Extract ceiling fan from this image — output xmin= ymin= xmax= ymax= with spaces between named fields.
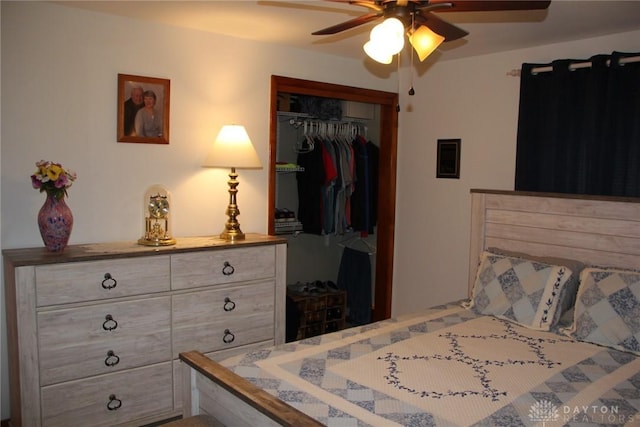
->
xmin=312 ymin=0 xmax=551 ymax=63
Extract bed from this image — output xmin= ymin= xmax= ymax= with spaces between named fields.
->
xmin=179 ymin=189 xmax=640 ymax=426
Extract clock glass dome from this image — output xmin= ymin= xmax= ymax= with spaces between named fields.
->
xmin=138 ymin=184 xmax=176 ymax=246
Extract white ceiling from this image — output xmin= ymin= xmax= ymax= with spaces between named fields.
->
xmin=56 ymin=1 xmax=640 ymax=61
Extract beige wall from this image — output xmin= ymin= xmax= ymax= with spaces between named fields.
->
xmin=1 ymin=0 xmax=639 ymax=420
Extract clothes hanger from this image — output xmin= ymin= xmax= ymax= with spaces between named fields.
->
xmin=338 ymin=232 xmax=376 ymax=255
xmin=293 ymin=120 xmax=315 ymax=153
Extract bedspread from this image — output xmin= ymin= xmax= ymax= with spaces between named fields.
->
xmin=220 ymin=303 xmax=640 ymax=426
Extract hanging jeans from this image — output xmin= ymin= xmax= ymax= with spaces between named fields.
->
xmin=337 ymin=247 xmax=372 ymax=326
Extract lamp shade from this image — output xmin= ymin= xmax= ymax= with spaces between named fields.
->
xmin=203 ymin=125 xmax=262 ymax=169
xmin=409 ymin=25 xmax=445 ymax=62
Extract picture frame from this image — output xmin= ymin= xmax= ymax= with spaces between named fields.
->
xmin=436 ymin=139 xmax=461 ymax=179
xmin=117 ymin=74 xmax=170 ymax=144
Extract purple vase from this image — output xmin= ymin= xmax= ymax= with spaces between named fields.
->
xmin=38 ymin=192 xmax=73 ymax=252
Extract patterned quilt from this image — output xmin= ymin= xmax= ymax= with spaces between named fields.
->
xmin=220 ymin=303 xmax=640 ymax=426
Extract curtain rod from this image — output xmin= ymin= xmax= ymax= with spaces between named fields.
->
xmin=506 ymin=54 xmax=640 ymax=77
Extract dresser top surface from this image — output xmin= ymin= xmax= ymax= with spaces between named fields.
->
xmin=3 ymin=234 xmax=286 ymax=267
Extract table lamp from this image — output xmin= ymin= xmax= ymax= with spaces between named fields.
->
xmin=203 ymin=124 xmax=262 ymax=241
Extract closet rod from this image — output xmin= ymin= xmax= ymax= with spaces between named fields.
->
xmin=288 ymin=118 xmax=367 ymax=126
xmin=506 ymin=54 xmax=640 ymax=77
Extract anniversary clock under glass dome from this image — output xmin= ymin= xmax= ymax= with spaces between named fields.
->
xmin=138 ymin=184 xmax=176 ymax=246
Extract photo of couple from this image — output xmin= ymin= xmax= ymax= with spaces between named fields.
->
xmin=118 ymin=74 xmax=170 ymax=144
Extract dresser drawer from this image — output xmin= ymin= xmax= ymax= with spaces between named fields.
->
xmin=36 ymin=256 xmax=170 ymax=306
xmin=40 ymin=362 xmax=173 ymax=427
xmin=172 ymin=280 xmax=275 ymax=357
xmin=171 ymin=246 xmax=275 ymax=290
xmin=38 ymin=296 xmax=171 ymax=386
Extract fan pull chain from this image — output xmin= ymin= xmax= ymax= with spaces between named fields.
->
xmin=409 ymin=56 xmax=416 ymax=95
xmin=408 ymin=12 xmax=416 ymax=96
xmin=396 ymin=52 xmax=401 ymax=112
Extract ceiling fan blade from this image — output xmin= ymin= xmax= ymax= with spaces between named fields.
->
xmin=312 ymin=11 xmax=383 ymax=35
xmin=322 ymin=0 xmax=383 ymax=12
xmin=416 ymin=11 xmax=468 ymax=41
xmin=428 ymin=0 xmax=551 ymax=12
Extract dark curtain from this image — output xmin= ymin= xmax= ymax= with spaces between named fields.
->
xmin=515 ymin=51 xmax=640 ymax=196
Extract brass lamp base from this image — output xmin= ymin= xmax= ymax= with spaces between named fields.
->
xmin=220 ymin=229 xmax=245 ymax=241
xmin=220 ymin=167 xmax=246 ymax=241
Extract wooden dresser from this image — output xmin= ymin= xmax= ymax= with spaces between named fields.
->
xmin=3 ymin=234 xmax=287 ymax=427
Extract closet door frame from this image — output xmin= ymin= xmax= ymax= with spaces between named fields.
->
xmin=267 ymin=75 xmax=398 ymax=321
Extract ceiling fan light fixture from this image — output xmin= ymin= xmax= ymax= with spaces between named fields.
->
xmin=377 ymin=17 xmax=405 ymax=54
xmin=363 ymin=39 xmax=393 ymax=64
xmin=364 ymin=17 xmax=405 ymax=63
xmin=409 ymin=25 xmax=445 ymax=61
xmin=311 ymin=0 xmax=552 ymax=66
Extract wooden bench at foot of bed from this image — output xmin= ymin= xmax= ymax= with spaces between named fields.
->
xmin=179 ymin=351 xmax=323 ymax=427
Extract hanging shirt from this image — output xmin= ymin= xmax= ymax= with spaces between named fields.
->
xmin=297 ymin=139 xmax=325 ymax=235
xmin=321 ymin=138 xmax=338 ymax=234
xmin=350 ymin=136 xmax=379 ymax=235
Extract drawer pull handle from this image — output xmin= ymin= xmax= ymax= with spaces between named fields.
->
xmin=102 ymin=273 xmax=117 ymax=290
xmin=223 ymin=297 xmax=236 ymax=312
xmin=105 ymin=350 xmax=120 ymax=367
xmin=223 ymin=329 xmax=235 ymax=344
xmin=107 ymin=394 xmax=122 ymax=411
xmin=102 ymin=314 xmax=118 ymax=331
xmin=222 ymin=261 xmax=235 ymax=276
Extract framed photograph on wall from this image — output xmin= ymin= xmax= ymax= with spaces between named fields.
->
xmin=436 ymin=139 xmax=461 ymax=179
xmin=117 ymin=74 xmax=170 ymax=144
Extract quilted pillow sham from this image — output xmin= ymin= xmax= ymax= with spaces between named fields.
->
xmin=487 ymin=247 xmax=584 ymax=317
xmin=564 ymin=267 xmax=640 ymax=355
xmin=465 ymin=251 xmax=574 ymax=331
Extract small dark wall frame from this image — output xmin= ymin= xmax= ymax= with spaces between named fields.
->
xmin=436 ymin=139 xmax=461 ymax=179
xmin=117 ymin=74 xmax=170 ymax=144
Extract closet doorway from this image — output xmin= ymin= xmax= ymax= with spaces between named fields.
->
xmin=268 ymin=75 xmax=398 ymax=322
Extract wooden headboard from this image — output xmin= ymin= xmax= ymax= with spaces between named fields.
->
xmin=468 ymin=189 xmax=640 ymax=294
